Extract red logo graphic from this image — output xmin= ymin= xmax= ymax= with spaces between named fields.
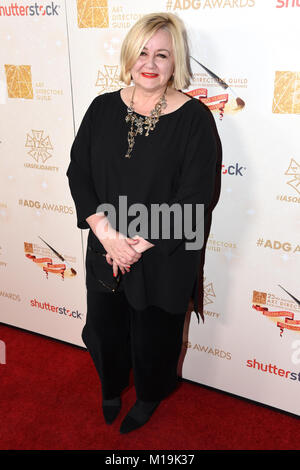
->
xmin=252 ymin=286 xmax=300 ymax=337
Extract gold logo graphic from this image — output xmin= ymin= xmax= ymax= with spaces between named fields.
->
xmin=96 ymin=65 xmax=123 ymax=93
xmin=253 ymin=290 xmax=267 ymax=305
xmin=285 ymin=158 xmax=300 ymax=195
xmin=25 ymin=130 xmax=53 ymax=163
xmin=203 ymin=277 xmax=216 ymax=306
xmin=272 ymin=71 xmax=300 ymax=114
xmin=5 ymin=65 xmax=33 ymax=99
xmin=24 ymin=242 xmax=34 ymax=254
xmin=77 ymin=0 xmax=109 ymax=28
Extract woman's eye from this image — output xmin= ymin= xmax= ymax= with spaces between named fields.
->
xmin=140 ymin=52 xmax=167 ymax=58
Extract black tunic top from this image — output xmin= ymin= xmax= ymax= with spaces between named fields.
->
xmin=66 ymin=88 xmax=217 ymax=323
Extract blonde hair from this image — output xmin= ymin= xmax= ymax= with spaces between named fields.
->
xmin=119 ymin=12 xmax=193 ymax=90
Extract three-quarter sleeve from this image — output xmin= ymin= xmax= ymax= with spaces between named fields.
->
xmin=66 ymin=97 xmax=100 ymax=229
xmin=146 ymin=109 xmax=217 ymax=256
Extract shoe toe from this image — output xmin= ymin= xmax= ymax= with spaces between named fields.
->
xmin=103 ymin=405 xmax=121 ymax=424
xmin=102 ymin=397 xmax=121 ymax=424
xmin=119 ymin=400 xmax=160 ymax=434
xmin=119 ymin=415 xmax=141 ymax=434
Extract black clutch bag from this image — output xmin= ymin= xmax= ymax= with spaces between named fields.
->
xmin=86 ymin=245 xmax=123 ymax=293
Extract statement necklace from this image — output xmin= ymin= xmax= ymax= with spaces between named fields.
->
xmin=124 ymin=85 xmax=168 ymax=159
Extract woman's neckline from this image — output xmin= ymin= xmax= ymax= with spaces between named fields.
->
xmin=118 ymin=88 xmax=194 ymax=118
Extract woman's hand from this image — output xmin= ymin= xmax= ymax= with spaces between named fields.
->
xmin=99 ymin=230 xmax=141 ymax=267
xmin=104 ymin=235 xmax=155 ymax=276
xmin=86 ymin=212 xmax=142 ymax=267
xmin=105 ymin=253 xmax=130 ymax=276
xmin=129 ymin=235 xmax=155 ymax=253
xmin=105 ymin=235 xmax=154 ymax=276
xmin=86 ymin=213 xmax=154 ymax=275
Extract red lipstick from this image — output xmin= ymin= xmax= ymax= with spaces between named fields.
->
xmin=141 ymin=73 xmax=159 ymax=78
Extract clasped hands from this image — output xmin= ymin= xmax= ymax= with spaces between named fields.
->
xmin=86 ymin=212 xmax=154 ymax=277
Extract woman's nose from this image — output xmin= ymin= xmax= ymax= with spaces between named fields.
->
xmin=144 ymin=54 xmax=156 ymax=68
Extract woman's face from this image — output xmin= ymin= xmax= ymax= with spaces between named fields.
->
xmin=130 ymin=28 xmax=175 ymax=92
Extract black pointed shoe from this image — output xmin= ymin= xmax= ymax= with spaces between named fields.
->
xmin=102 ymin=396 xmax=121 ymax=424
xmin=119 ymin=399 xmax=160 ymax=434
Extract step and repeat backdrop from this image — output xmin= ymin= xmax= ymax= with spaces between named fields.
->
xmin=0 ymin=0 xmax=299 ymax=416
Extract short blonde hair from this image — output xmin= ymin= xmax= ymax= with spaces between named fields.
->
xmin=119 ymin=12 xmax=193 ymax=90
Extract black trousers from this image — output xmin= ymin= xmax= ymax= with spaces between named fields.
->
xmin=81 ymin=289 xmax=186 ymax=402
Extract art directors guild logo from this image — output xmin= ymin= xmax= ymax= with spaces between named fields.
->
xmin=276 ymin=158 xmax=300 ymax=204
xmin=5 ymin=65 xmax=33 ymax=99
xmin=77 ymin=1 xmax=143 ymax=29
xmin=252 ymin=286 xmax=300 ymax=337
xmin=272 ymin=71 xmax=300 ymax=115
xmin=77 ymin=0 xmax=109 ymax=28
xmin=24 ymin=130 xmax=58 ymax=172
xmin=4 ymin=65 xmax=63 ymax=101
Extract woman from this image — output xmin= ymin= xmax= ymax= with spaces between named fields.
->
xmin=67 ymin=12 xmax=217 ymax=434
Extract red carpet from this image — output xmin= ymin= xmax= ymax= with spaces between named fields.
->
xmin=0 ymin=323 xmax=298 ymax=450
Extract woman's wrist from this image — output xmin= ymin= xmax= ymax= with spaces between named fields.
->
xmin=86 ymin=212 xmax=116 ymax=240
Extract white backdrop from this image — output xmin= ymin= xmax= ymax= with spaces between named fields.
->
xmin=0 ymin=0 xmax=299 ymax=416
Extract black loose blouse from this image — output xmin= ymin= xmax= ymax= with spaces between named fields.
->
xmin=67 ymin=89 xmax=217 ymax=323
